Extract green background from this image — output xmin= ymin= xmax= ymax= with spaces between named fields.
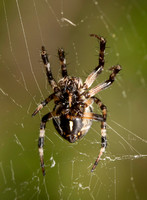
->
xmin=0 ymin=0 xmax=147 ymax=199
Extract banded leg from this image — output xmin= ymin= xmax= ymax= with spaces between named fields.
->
xmin=38 ymin=112 xmax=56 ymax=176
xmin=32 ymin=93 xmax=54 ymax=116
xmin=58 ymin=48 xmax=68 ymax=78
xmin=66 ymin=112 xmax=104 ymax=122
xmin=83 ymin=34 xmax=106 ymax=89
xmin=91 ymin=97 xmax=107 ymax=172
xmin=87 ymin=65 xmax=122 ymax=97
xmin=41 ymin=46 xmax=59 ymax=92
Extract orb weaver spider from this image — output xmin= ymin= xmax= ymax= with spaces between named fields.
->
xmin=32 ymin=34 xmax=122 ymax=176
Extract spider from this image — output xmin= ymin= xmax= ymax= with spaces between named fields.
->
xmin=32 ymin=34 xmax=122 ymax=176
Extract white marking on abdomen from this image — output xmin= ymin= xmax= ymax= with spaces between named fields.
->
xmin=69 ymin=121 xmax=73 ymax=131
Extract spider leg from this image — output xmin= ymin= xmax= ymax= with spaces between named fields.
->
xmin=83 ymin=34 xmax=106 ymax=89
xmin=32 ymin=93 xmax=54 ymax=116
xmin=58 ymin=48 xmax=68 ymax=78
xmin=38 ymin=111 xmax=57 ymax=176
xmin=87 ymin=65 xmax=122 ymax=97
xmin=41 ymin=46 xmax=59 ymax=92
xmin=66 ymin=112 xmax=104 ymax=121
xmin=91 ymin=96 xmax=107 ymax=172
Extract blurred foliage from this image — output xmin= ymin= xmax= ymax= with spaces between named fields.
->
xmin=0 ymin=0 xmax=146 ymax=199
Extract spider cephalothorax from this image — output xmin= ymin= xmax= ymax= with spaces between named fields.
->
xmin=32 ymin=34 xmax=122 ymax=176
xmin=58 ymin=76 xmax=83 ymax=106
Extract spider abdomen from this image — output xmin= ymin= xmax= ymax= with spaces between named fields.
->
xmin=53 ymin=107 xmax=92 ymax=143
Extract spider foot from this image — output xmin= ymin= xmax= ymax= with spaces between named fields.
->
xmin=40 ymin=158 xmax=46 ymax=176
xmin=41 ymin=164 xmax=46 ymax=176
xmin=42 ymin=46 xmax=46 ymax=52
xmin=90 ymin=34 xmax=101 ymax=40
xmin=109 ymin=65 xmax=122 ymax=72
xmin=58 ymin=48 xmax=65 ymax=61
xmin=91 ymin=161 xmax=98 ymax=172
xmin=91 ymin=147 xmax=105 ymax=172
xmin=90 ymin=34 xmax=105 ymax=43
xmin=32 ymin=104 xmax=43 ymax=117
xmin=32 ymin=110 xmax=38 ymax=117
xmin=41 ymin=46 xmax=49 ymax=65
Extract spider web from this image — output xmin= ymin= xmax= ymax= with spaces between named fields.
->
xmin=0 ymin=0 xmax=147 ymax=199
